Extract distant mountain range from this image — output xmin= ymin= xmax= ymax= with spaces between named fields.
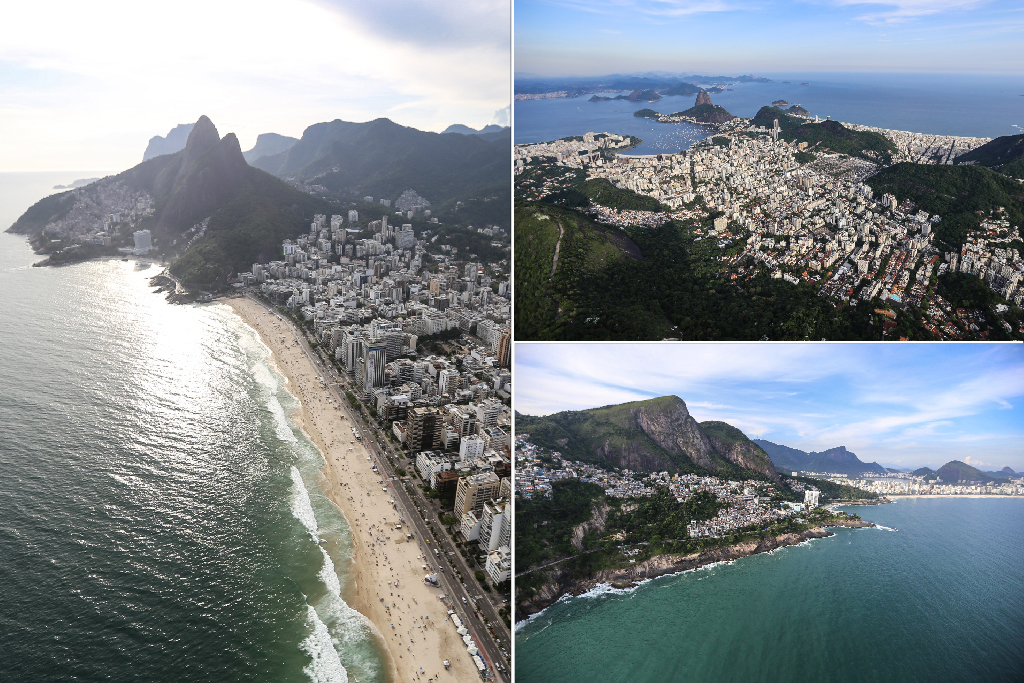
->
xmin=515 ymin=73 xmax=772 ymax=96
xmin=752 ymin=440 xmax=887 ymax=476
xmin=242 ymin=133 xmax=299 ymax=164
xmin=11 ymin=116 xmax=339 ymax=289
xmin=517 ymin=396 xmax=781 ymax=483
xmin=250 ymin=117 xmax=509 ymax=208
xmin=441 ymin=123 xmax=508 ymax=138
xmin=12 ymin=112 xmax=510 ymax=289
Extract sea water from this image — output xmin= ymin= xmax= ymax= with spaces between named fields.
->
xmin=515 ymin=497 xmax=1024 ymax=683
xmin=515 ymin=72 xmax=1024 ymax=152
xmin=0 ymin=212 xmax=385 ymax=682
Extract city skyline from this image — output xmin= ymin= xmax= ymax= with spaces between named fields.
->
xmin=0 ymin=0 xmax=510 ymax=172
xmin=514 ymin=0 xmax=1023 ymax=76
xmin=514 ymin=343 xmax=1024 ymax=471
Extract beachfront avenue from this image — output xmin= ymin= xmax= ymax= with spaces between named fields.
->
xmin=239 ymin=293 xmax=511 ymax=681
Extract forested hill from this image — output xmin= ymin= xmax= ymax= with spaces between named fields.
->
xmin=516 ymin=395 xmax=780 ymax=483
xmin=251 ymin=117 xmax=510 ymax=207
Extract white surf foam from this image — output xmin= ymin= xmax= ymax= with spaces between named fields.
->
xmin=300 ymin=604 xmax=349 ymax=683
xmin=291 ymin=466 xmax=319 ymax=537
xmin=872 ymin=524 xmax=898 ymax=532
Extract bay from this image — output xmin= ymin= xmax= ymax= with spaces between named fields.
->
xmin=514 ymin=497 xmax=1024 ymax=683
xmin=515 ymin=72 xmax=1024 ymax=151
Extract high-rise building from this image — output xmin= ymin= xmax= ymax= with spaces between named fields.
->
xmin=348 ymin=209 xmax=359 ymax=222
xmin=454 ymin=471 xmax=500 ymax=518
xmin=478 ymin=500 xmax=507 ymax=552
xmin=408 ymin=406 xmax=443 ymax=452
xmin=475 ymin=398 xmax=502 ymax=430
xmin=362 ymin=337 xmax=386 ymax=391
xmin=133 ymin=229 xmax=152 ymax=253
xmin=497 ymin=328 xmax=511 ymax=369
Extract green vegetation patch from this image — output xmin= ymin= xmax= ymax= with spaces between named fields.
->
xmin=866 ymin=163 xmax=1024 ymax=249
xmin=780 ymin=120 xmax=895 ymax=162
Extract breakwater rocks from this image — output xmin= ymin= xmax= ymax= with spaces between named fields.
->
xmin=517 ymin=527 xmax=839 ymax=623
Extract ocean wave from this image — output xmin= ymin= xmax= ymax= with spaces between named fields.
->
xmin=291 ymin=466 xmax=319 ymax=537
xmin=871 ymin=524 xmax=898 ymax=532
xmin=300 ymin=604 xmax=349 ymax=683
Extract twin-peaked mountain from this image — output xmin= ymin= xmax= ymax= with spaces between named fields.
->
xmin=10 ymin=113 xmax=510 ymax=289
xmin=10 ymin=116 xmax=338 ymax=288
xmin=517 ymin=396 xmax=781 ymax=483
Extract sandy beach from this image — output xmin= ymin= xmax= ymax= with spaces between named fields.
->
xmin=225 ymin=294 xmax=477 ymax=683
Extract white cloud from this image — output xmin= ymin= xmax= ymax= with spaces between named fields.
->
xmin=0 ymin=0 xmax=509 ymax=170
xmin=828 ymin=0 xmax=990 ymax=24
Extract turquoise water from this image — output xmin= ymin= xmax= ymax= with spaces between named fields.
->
xmin=515 ymin=498 xmax=1024 ymax=683
xmin=515 ymin=72 xmax=1024 ymax=151
xmin=0 ymin=228 xmax=385 ymax=682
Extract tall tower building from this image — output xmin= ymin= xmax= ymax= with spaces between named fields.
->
xmin=454 ymin=471 xmax=501 ymax=518
xmin=362 ymin=337 xmax=386 ymax=391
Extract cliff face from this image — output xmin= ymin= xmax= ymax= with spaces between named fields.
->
xmin=517 ymin=396 xmax=781 ymax=481
xmin=695 ymin=90 xmax=712 ymax=106
xmin=631 ymin=399 xmax=718 ymax=471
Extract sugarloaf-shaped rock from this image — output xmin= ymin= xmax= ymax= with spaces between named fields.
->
xmin=516 ymin=396 xmax=780 ymax=483
xmin=695 ymin=90 xmax=713 ymax=106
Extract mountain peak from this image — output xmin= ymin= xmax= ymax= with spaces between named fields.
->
xmin=186 ymin=116 xmax=220 ymax=152
xmin=695 ymin=90 xmax=712 ymax=106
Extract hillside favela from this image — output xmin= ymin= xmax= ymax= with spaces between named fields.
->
xmin=511 ymin=344 xmax=1024 ymax=683
xmin=515 ymin=76 xmax=1024 ymax=341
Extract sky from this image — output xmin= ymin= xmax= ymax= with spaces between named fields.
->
xmin=514 ymin=343 xmax=1024 ymax=472
xmin=514 ymin=0 xmax=1024 ymax=77
xmin=0 ymin=0 xmax=510 ymax=172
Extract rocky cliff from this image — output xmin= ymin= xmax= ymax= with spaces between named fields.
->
xmin=516 ymin=527 xmax=836 ymax=622
xmin=694 ymin=90 xmax=712 ymax=106
xmin=517 ymin=396 xmax=781 ymax=482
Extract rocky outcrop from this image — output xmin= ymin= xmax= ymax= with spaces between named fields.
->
xmin=571 ymin=500 xmax=609 ymax=550
xmin=143 ymin=123 xmax=194 ymax=161
xmin=705 ymin=433 xmax=781 ymax=484
xmin=631 ymin=398 xmax=718 ymax=471
xmin=516 ymin=527 xmax=835 ymax=622
xmin=695 ymin=90 xmax=712 ymax=106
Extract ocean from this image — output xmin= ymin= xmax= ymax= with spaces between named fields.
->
xmin=515 ymin=497 xmax=1024 ymax=683
xmin=514 ymin=72 xmax=1024 ymax=153
xmin=0 ymin=181 xmax=384 ymax=683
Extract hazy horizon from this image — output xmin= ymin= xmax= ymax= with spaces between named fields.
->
xmin=0 ymin=0 xmax=510 ymax=172
xmin=515 ymin=0 xmax=1024 ymax=78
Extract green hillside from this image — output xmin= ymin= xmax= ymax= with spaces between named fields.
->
xmin=671 ymin=103 xmax=735 ymax=124
xmin=516 ymin=396 xmax=775 ymax=481
xmin=866 ymin=163 xmax=1024 ymax=249
xmin=780 ymin=120 xmax=896 ymax=162
xmin=513 ymin=200 xmax=882 ymax=341
xmin=514 ymin=202 xmax=649 ymax=340
xmin=936 ymin=460 xmax=995 ymax=483
xmin=750 ymin=106 xmax=806 ymax=132
xmin=954 ymin=134 xmax=1024 ymax=178
xmin=251 ymin=117 xmax=509 ymax=208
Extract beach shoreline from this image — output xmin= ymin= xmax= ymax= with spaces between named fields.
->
xmin=224 ymin=294 xmax=476 ymax=683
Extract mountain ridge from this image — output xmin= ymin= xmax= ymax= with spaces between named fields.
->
xmin=516 ymin=396 xmax=780 ymax=483
xmin=753 ymin=439 xmax=886 ymax=476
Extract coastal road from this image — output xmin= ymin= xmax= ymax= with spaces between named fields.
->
xmin=243 ymin=293 xmax=510 ymax=681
